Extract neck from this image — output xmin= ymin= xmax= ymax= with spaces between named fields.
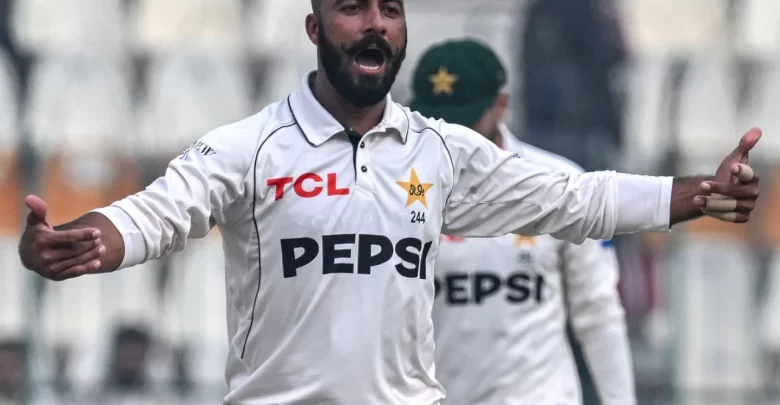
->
xmin=311 ymin=71 xmax=386 ymax=135
xmin=486 ymin=127 xmax=503 ymax=149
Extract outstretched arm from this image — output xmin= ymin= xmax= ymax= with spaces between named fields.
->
xmin=18 ymin=122 xmax=259 ymax=281
xmin=442 ymin=126 xmax=761 ymax=242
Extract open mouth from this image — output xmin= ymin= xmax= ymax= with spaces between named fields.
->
xmin=354 ymin=48 xmax=387 ymax=73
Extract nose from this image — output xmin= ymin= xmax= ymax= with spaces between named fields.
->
xmin=362 ymin=4 xmax=388 ymax=37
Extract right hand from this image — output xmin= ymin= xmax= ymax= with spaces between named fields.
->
xmin=18 ymin=195 xmax=105 ymax=281
xmin=694 ymin=128 xmax=762 ymax=223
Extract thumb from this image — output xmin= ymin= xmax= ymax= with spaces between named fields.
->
xmin=25 ymin=195 xmax=50 ymax=228
xmin=730 ymin=127 xmax=762 ymax=160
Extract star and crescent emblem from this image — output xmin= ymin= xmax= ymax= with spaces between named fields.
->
xmin=396 ymin=168 xmax=433 ymax=208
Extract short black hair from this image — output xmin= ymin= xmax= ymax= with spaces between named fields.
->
xmin=311 ymin=0 xmax=322 ymax=14
xmin=114 ymin=325 xmax=151 ymax=347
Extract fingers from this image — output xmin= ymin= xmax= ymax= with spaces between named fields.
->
xmin=41 ymin=245 xmax=104 ymax=277
xmin=699 ymin=194 xmax=736 ymax=212
xmin=700 ymin=181 xmax=759 ymax=199
xmin=695 ymin=175 xmax=759 ymax=223
xmin=48 ymin=260 xmax=103 ymax=282
xmin=36 ymin=228 xmax=101 ymax=248
xmin=732 ymin=163 xmax=755 ymax=183
xmin=695 ymin=195 xmax=755 ymax=213
xmin=39 ymin=239 xmax=101 ymax=263
xmin=732 ymin=127 xmax=762 ymax=159
xmin=706 ymin=211 xmax=749 ymax=224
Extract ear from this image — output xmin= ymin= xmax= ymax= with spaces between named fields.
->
xmin=306 ymin=14 xmax=319 ymax=45
xmin=495 ymin=92 xmax=510 ymax=109
xmin=494 ymin=92 xmax=510 ymax=118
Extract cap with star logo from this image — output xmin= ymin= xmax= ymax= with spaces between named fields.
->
xmin=408 ymin=38 xmax=507 ymax=127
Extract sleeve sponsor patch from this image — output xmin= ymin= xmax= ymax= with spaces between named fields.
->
xmin=179 ymin=141 xmax=216 ymax=160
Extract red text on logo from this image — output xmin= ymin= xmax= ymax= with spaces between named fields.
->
xmin=267 ymin=173 xmax=349 ymax=200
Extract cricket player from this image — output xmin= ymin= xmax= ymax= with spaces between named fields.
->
xmin=17 ymin=1 xmax=762 ymax=404
xmin=409 ymin=39 xmax=636 ymax=405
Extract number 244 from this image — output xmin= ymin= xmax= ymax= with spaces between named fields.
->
xmin=410 ymin=211 xmax=426 ymax=224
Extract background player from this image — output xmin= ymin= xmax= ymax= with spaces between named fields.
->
xmin=409 ymin=39 xmax=636 ymax=405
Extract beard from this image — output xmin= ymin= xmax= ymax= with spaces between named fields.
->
xmin=317 ymin=28 xmax=407 ymax=108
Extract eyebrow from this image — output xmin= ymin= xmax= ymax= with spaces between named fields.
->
xmin=333 ymin=0 xmax=362 ymax=5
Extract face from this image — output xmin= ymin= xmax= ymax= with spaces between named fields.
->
xmin=116 ymin=340 xmax=148 ymax=374
xmin=471 ymin=92 xmax=509 ymax=139
xmin=309 ymin=0 xmax=407 ymax=107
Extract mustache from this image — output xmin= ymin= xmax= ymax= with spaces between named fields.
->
xmin=342 ymin=33 xmax=395 ymax=57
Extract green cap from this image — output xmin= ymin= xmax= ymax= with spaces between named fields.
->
xmin=408 ymin=38 xmax=506 ymax=127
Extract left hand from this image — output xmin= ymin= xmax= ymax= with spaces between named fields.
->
xmin=694 ymin=127 xmax=762 ymax=223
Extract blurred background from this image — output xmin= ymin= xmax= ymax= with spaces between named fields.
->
xmin=0 ymin=0 xmax=779 ymax=404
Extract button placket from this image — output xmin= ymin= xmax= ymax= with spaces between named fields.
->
xmin=354 ymin=132 xmax=374 ymax=190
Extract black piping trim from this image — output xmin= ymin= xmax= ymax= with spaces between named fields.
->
xmin=241 ymin=121 xmax=297 ymax=359
xmin=394 ymin=102 xmax=411 ymax=144
xmin=410 ymin=126 xmax=456 ymax=212
xmin=287 ymin=96 xmax=316 ymax=147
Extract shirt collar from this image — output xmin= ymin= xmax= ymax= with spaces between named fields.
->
xmin=287 ymin=71 xmax=409 ymax=146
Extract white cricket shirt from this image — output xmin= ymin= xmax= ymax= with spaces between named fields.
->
xmin=433 ymin=125 xmax=637 ymax=405
xmin=94 ymin=72 xmax=671 ymax=405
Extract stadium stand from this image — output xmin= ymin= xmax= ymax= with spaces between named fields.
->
xmin=38 ymin=264 xmax=162 ymax=395
xmin=0 ymin=48 xmax=20 ymax=234
xmin=20 ymin=51 xmax=138 ymax=395
xmin=0 ymin=49 xmax=22 ymax=344
xmin=673 ymin=239 xmax=763 ymax=404
xmin=247 ymin=0 xmax=317 ymax=109
xmin=675 ymin=55 xmax=751 ymax=240
xmin=618 ymin=0 xmax=729 ymax=55
xmin=761 ymin=253 xmax=780 ymax=354
xmin=130 ymin=0 xmax=244 ymax=56
xmin=139 ymin=49 xmax=252 ymax=159
xmin=736 ymin=0 xmax=780 ymax=57
xmin=245 ymin=0 xmax=312 ymax=57
xmin=24 ymin=51 xmax=138 ymax=226
xmin=0 ymin=247 xmax=24 ymax=341
xmin=669 ymin=52 xmax=764 ymax=403
xmin=12 ymin=0 xmax=128 ymax=56
xmin=160 ymin=233 xmax=228 ymax=397
xmin=739 ymin=59 xmax=780 ymax=163
xmin=620 ymin=54 xmax=674 ymax=175
xmin=676 ymin=55 xmax=740 ymax=173
xmin=737 ymin=60 xmax=780 ymax=250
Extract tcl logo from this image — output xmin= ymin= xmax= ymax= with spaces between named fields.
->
xmin=267 ymin=173 xmax=349 ymax=200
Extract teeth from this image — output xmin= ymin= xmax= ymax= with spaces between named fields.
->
xmin=356 ymin=62 xmax=382 ymax=71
